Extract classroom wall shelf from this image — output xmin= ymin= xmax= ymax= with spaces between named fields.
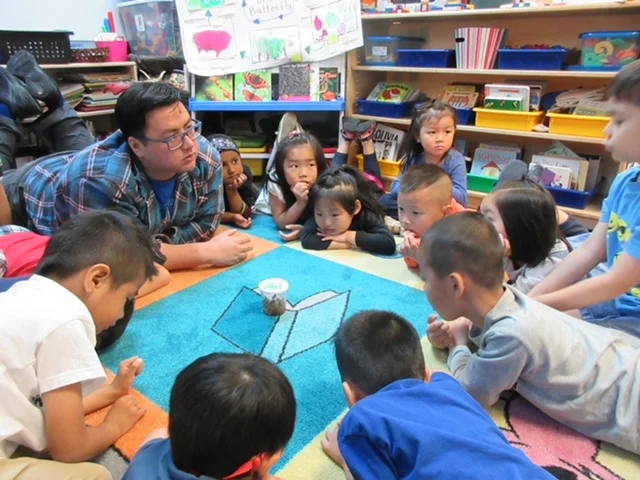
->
xmin=347 ymin=3 xmax=640 ymax=224
xmin=189 ymin=99 xmax=346 ymax=112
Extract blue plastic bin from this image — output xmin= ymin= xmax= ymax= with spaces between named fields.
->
xmin=497 ymin=48 xmax=569 ymax=70
xmin=545 ymin=186 xmax=596 ymax=209
xmin=397 ymin=49 xmax=456 ymax=68
xmin=356 ymin=99 xmax=413 ymax=118
xmin=455 ymin=108 xmax=475 ymax=125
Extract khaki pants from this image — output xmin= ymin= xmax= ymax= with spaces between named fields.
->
xmin=0 ymin=458 xmax=112 ymax=480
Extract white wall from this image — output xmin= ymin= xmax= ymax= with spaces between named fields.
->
xmin=0 ymin=0 xmax=125 ymax=41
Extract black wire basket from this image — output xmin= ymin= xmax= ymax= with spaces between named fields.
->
xmin=0 ymin=30 xmax=73 ymax=64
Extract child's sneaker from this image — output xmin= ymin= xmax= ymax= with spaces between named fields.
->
xmin=341 ymin=116 xmax=360 ymax=142
xmin=356 ymin=120 xmax=377 ymax=142
xmin=276 ymin=112 xmax=302 ymax=143
xmin=385 ymin=216 xmax=402 ymax=235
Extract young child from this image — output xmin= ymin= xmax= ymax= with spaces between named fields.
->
xmin=381 ymin=101 xmax=468 ymax=219
xmin=208 ymin=134 xmax=260 ymax=229
xmin=301 ymin=165 xmax=395 ymax=255
xmin=321 ymin=310 xmax=553 ymax=479
xmin=398 ymin=164 xmax=467 ymax=269
xmin=0 ymin=210 xmax=158 ymax=476
xmin=124 ymin=353 xmax=296 ymax=480
xmin=480 ymin=181 xmax=570 ymax=294
xmin=424 ymin=212 xmax=640 ymax=454
xmin=530 ymin=60 xmax=640 ymax=338
xmin=267 ymin=131 xmax=328 ymax=241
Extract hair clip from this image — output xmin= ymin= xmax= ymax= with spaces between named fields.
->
xmin=288 ymin=130 xmax=301 ymax=138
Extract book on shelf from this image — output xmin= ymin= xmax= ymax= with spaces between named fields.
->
xmin=531 ymin=154 xmax=598 ymax=191
xmin=484 ymin=84 xmax=530 ymax=112
xmin=470 ymin=146 xmax=519 ymax=178
xmin=439 ymin=85 xmax=479 ymax=109
xmin=503 ymin=80 xmax=547 ymax=111
xmin=279 ymin=63 xmax=311 ymax=101
xmin=366 ymin=82 xmax=419 ymax=104
xmin=318 ymin=67 xmax=340 ymax=101
xmin=196 ymin=75 xmax=234 ymax=101
xmin=372 ymin=123 xmax=405 ymax=161
xmin=535 ymin=164 xmax=574 ymax=189
xmin=234 ymin=70 xmax=272 ymax=102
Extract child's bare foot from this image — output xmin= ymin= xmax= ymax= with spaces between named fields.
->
xmin=385 ymin=216 xmax=402 ymax=235
xmin=321 ymin=425 xmax=344 ymax=467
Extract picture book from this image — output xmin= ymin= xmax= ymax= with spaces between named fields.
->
xmin=279 ymin=63 xmax=311 ymax=101
xmin=234 ymin=70 xmax=272 ymax=102
xmin=483 ymin=96 xmax=524 ymax=112
xmin=439 ymin=84 xmax=479 ymax=109
xmin=531 ymin=154 xmax=591 ymax=191
xmin=504 ymin=80 xmax=548 ymax=111
xmin=484 ymin=84 xmax=530 ymax=112
xmin=371 ymin=123 xmax=406 ymax=161
xmin=479 ymin=142 xmax=522 ymax=158
xmin=367 ymin=82 xmax=417 ymax=104
xmin=318 ymin=67 xmax=340 ymax=101
xmin=196 ymin=75 xmax=234 ymax=101
xmin=470 ymin=147 xmax=519 ymax=178
xmin=573 ymin=100 xmax=610 ymax=117
xmin=544 ymin=141 xmax=580 ymax=158
xmin=534 ymin=164 xmax=574 ymax=189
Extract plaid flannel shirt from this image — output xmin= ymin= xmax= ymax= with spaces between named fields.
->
xmin=21 ymin=131 xmax=223 ymax=246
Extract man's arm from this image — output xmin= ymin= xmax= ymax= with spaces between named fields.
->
xmin=529 ymin=222 xmax=608 ymax=297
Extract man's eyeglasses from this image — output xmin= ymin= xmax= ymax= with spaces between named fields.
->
xmin=138 ymin=120 xmax=202 ymax=151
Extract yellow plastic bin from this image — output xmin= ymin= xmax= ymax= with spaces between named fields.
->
xmin=357 ymin=155 xmax=402 ymax=178
xmin=473 ymin=108 xmax=545 ymax=132
xmin=546 ymin=112 xmax=611 ymax=139
xmin=244 ymin=158 xmax=265 ymax=176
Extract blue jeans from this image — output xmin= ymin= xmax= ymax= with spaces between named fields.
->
xmin=0 ymin=275 xmax=29 ymax=292
xmin=581 ymin=300 xmax=640 ymax=338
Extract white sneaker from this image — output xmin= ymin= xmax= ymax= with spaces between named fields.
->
xmin=276 ymin=112 xmax=302 ymax=143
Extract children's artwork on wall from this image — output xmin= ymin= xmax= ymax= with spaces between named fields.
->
xmin=175 ymin=0 xmax=363 ymax=76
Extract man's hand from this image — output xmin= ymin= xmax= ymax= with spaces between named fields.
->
xmin=399 ymin=231 xmax=420 ymax=257
xmin=322 ymin=231 xmax=357 ymax=247
xmin=229 ymin=213 xmax=252 ymax=229
xmin=200 ymin=229 xmax=253 ymax=267
xmin=291 ymin=182 xmax=309 ymax=203
xmin=279 ymin=224 xmax=304 ymax=242
xmin=226 ymin=173 xmax=248 ymax=190
xmin=110 ymin=357 xmax=144 ymax=399
xmin=104 ymin=396 xmax=146 ymax=438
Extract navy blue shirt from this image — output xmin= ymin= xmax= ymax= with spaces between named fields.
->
xmin=148 ymin=177 xmax=177 ymax=214
xmin=124 ymin=438 xmax=214 ymax=480
xmin=339 ymin=375 xmax=553 ymax=480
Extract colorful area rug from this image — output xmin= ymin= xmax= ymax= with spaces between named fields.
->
xmin=88 ymin=215 xmax=640 ymax=480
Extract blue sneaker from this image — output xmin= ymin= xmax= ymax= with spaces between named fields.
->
xmin=7 ymin=50 xmax=61 ymax=110
xmin=0 ymin=67 xmax=42 ymax=119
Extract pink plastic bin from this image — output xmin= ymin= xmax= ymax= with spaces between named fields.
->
xmin=95 ymin=40 xmax=129 ymax=62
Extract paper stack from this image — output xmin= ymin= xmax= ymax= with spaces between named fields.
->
xmin=455 ymin=27 xmax=506 ymax=69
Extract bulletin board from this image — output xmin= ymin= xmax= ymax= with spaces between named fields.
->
xmin=175 ymin=0 xmax=363 ymax=77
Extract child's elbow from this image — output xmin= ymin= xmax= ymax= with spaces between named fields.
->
xmin=50 ymin=442 xmax=84 ymax=463
xmin=379 ymin=239 xmax=397 ymax=256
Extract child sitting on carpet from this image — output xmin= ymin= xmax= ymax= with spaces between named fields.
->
xmin=321 ymin=310 xmax=553 ymax=479
xmin=301 ymin=165 xmax=396 ymax=255
xmin=398 ymin=164 xmax=467 ymax=269
xmin=424 ymin=212 xmax=640 ymax=454
xmin=0 ymin=211 xmax=158 ymax=478
xmin=267 ymin=131 xmax=329 ymax=242
xmin=480 ymin=181 xmax=570 ymax=294
xmin=381 ymin=101 xmax=468 ymax=220
xmin=124 ymin=353 xmax=296 ymax=480
xmin=530 ymin=61 xmax=640 ymax=338
xmin=208 ymin=134 xmax=260 ymax=229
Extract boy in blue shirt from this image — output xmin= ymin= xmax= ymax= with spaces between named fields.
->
xmin=531 ymin=60 xmax=640 ymax=337
xmin=321 ymin=310 xmax=552 ymax=479
xmin=124 ymin=353 xmax=295 ymax=480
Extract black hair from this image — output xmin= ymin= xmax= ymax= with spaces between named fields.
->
xmin=491 ymin=181 xmax=561 ymax=269
xmin=115 ymin=82 xmax=190 ymax=139
xmin=334 ymin=310 xmax=426 ymax=396
xmin=95 ymin=298 xmax=135 ymax=352
xmin=169 ymin=353 xmax=296 ymax=478
xmin=310 ymin=164 xmax=385 ymax=220
xmin=35 ymin=210 xmax=158 ymax=287
xmin=399 ymin=164 xmax=452 ymax=195
xmin=421 ymin=212 xmax=505 ymax=290
xmin=609 ymin=59 xmax=640 ymax=106
xmin=269 ymin=132 xmax=328 ymax=208
xmin=397 ymin=100 xmax=457 ymax=169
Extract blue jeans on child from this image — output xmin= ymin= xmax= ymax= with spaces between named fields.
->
xmin=0 ymin=276 xmax=29 ymax=292
xmin=581 ymin=301 xmax=640 ymax=338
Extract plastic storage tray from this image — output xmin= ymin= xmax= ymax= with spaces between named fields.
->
xmin=397 ymin=49 xmax=456 ymax=68
xmin=546 ymin=186 xmax=596 ymax=210
xmin=547 ymin=112 xmax=610 ymax=139
xmin=456 ymin=108 xmax=475 ymax=126
xmin=358 ymin=155 xmax=402 ymax=178
xmin=0 ymin=30 xmax=72 ymax=64
xmin=474 ymin=108 xmax=545 ymax=132
xmin=244 ymin=158 xmax=265 ymax=176
xmin=357 ymin=99 xmax=413 ymax=118
xmin=364 ymin=36 xmax=422 ymax=65
xmin=497 ymin=48 xmax=569 ymax=71
xmin=118 ymin=0 xmax=183 ymax=56
xmin=467 ymin=174 xmax=497 ymax=193
xmin=578 ymin=31 xmax=640 ymax=70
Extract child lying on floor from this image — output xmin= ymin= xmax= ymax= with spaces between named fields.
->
xmin=321 ymin=310 xmax=552 ymax=479
xmin=0 ymin=211 xmax=158 ymax=478
xmin=124 ymin=353 xmax=296 ymax=480
xmin=301 ymin=165 xmax=396 ymax=255
xmin=397 ymin=164 xmax=467 ymax=268
xmin=424 ymin=212 xmax=640 ymax=454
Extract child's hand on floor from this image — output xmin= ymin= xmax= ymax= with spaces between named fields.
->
xmin=226 ymin=173 xmax=248 ymax=190
xmin=229 ymin=213 xmax=252 ymax=229
xmin=279 ymin=224 xmax=303 ymax=242
xmin=292 ymin=182 xmax=310 ymax=203
xmin=105 ymin=395 xmax=146 ymax=437
xmin=321 ymin=425 xmax=345 ymax=467
xmin=111 ymin=356 xmax=144 ymax=398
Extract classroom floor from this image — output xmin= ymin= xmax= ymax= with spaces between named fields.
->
xmin=87 ymin=215 xmax=640 ymax=480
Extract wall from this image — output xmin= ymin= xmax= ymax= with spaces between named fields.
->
xmin=0 ymin=0 xmax=125 ymax=41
